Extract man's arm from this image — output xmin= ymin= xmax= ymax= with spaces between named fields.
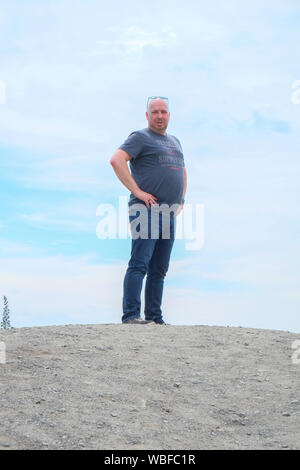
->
xmin=110 ymin=149 xmax=157 ymax=208
xmin=176 ymin=167 xmax=187 ymax=216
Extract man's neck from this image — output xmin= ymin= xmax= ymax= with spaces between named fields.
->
xmin=148 ymin=125 xmax=167 ymax=136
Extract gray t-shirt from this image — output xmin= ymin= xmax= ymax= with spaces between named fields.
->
xmin=119 ymin=128 xmax=185 ymax=206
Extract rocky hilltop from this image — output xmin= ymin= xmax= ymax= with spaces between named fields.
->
xmin=0 ymin=323 xmax=299 ymax=450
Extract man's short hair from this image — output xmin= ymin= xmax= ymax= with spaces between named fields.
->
xmin=147 ymin=96 xmax=169 ymax=112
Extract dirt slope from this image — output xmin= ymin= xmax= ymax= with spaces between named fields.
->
xmin=0 ymin=323 xmax=299 ymax=450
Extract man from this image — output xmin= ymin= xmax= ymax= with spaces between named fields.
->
xmin=110 ymin=96 xmax=187 ymax=324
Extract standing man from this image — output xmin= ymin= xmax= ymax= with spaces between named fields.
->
xmin=110 ymin=96 xmax=187 ymax=324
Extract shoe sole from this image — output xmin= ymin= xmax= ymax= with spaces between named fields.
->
xmin=124 ymin=319 xmax=153 ymax=324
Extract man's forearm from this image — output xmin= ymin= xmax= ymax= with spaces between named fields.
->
xmin=110 ymin=159 xmax=140 ymax=195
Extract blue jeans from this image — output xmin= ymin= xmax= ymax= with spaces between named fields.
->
xmin=122 ymin=207 xmax=176 ymax=323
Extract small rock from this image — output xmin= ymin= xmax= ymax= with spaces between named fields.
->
xmin=174 ymin=382 xmax=181 ymax=388
xmin=282 ymin=412 xmax=291 ymax=417
xmin=128 ymin=437 xmax=141 ymax=445
xmin=111 ymin=413 xmax=117 ymax=417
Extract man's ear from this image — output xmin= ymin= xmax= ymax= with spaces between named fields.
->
xmin=145 ymin=111 xmax=149 ymax=120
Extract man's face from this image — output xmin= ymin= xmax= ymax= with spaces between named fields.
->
xmin=146 ymin=99 xmax=170 ymax=134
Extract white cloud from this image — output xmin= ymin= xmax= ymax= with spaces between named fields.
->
xmin=0 ymin=239 xmax=33 ymax=255
xmin=164 ymin=285 xmax=299 ymax=332
xmin=92 ymin=26 xmax=178 ymax=55
xmin=18 ymin=196 xmax=103 ymax=232
xmin=20 ymin=213 xmax=92 ymax=232
xmin=17 ymin=156 xmax=111 ymax=191
xmin=0 ymin=255 xmax=125 ymax=327
xmin=1 ymin=236 xmax=298 ymax=332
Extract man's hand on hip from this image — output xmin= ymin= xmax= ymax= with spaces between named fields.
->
xmin=133 ymin=188 xmax=158 ymax=209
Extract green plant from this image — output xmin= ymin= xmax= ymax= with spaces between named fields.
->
xmin=1 ymin=296 xmax=11 ymax=330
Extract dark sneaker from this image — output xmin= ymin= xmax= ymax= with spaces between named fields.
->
xmin=124 ymin=318 xmax=153 ymax=324
xmin=146 ymin=319 xmax=169 ymax=325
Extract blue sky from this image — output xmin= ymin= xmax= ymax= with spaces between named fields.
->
xmin=0 ymin=0 xmax=299 ymax=331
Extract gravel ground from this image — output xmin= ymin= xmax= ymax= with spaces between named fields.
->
xmin=0 ymin=323 xmax=299 ymax=450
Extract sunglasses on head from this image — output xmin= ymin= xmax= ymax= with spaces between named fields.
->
xmin=147 ymin=96 xmax=169 ymax=108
